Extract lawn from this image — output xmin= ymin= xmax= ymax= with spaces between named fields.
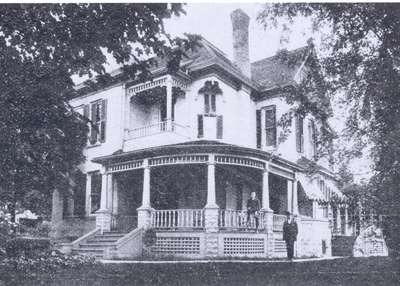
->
xmin=1 ymin=257 xmax=399 ymax=286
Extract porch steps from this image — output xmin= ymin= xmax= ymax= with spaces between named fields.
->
xmin=72 ymin=231 xmax=127 ymax=259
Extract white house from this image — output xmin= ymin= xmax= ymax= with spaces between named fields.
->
xmin=52 ymin=9 xmax=353 ymax=259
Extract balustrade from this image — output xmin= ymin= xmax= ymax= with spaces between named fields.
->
xmin=151 ymin=209 xmax=204 ymax=229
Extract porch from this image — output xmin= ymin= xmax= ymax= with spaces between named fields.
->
xmin=83 ymin=141 xmax=331 ymax=258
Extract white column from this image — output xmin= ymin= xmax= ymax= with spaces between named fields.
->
xmin=106 ymin=173 xmax=113 ymax=210
xmin=166 ymin=77 xmax=173 ymax=130
xmin=261 ymin=164 xmax=272 ymax=211
xmin=344 ymin=205 xmax=349 ymax=236
xmin=292 ymin=177 xmax=299 ymax=215
xmin=312 ymin=201 xmax=318 ymax=218
xmin=141 ymin=159 xmax=151 ymax=208
xmin=261 ymin=108 xmax=266 ymax=148
xmin=336 ymin=206 xmax=342 ymax=234
xmin=287 ymin=180 xmax=293 ymax=213
xmin=206 ymin=154 xmax=218 ymax=208
xmin=99 ymin=168 xmax=108 ymax=211
xmin=85 ymin=173 xmax=92 ymax=216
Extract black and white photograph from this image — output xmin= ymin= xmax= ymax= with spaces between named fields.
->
xmin=0 ymin=1 xmax=399 ymax=285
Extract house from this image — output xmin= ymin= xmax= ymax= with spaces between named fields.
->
xmin=51 ymin=9 xmax=354 ymax=259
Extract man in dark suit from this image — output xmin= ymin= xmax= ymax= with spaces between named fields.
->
xmin=283 ymin=211 xmax=298 ymax=260
xmin=247 ymin=191 xmax=261 ymax=230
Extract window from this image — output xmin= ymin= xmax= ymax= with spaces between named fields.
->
xmin=295 ymin=114 xmax=304 ymax=153
xmin=309 ymin=119 xmax=317 ymax=158
xmin=265 ymin=105 xmax=277 ymax=147
xmin=90 ymin=172 xmax=102 ymax=213
xmin=204 ymin=93 xmax=216 ymax=114
xmin=83 ymin=99 xmax=107 ymax=145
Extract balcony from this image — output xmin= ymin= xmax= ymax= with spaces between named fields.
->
xmin=123 ymin=120 xmax=192 ymax=151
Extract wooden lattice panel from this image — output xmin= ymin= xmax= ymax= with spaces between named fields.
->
xmin=152 ymin=236 xmax=201 ymax=255
xmin=274 ymin=239 xmax=287 ymax=253
xmin=223 ymin=237 xmax=265 ymax=255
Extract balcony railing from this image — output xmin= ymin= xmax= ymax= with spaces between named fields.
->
xmin=151 ymin=209 xmax=204 ymax=229
xmin=126 ymin=120 xmax=190 ymax=140
xmin=218 ymin=209 xmax=265 ymax=230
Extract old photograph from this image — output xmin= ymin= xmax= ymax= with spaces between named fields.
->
xmin=0 ymin=1 xmax=399 ymax=285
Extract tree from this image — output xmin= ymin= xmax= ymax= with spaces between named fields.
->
xmin=0 ymin=3 xmax=194 ymax=220
xmin=258 ymin=3 xmax=400 ymax=255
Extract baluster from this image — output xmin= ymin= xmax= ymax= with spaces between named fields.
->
xmin=194 ymin=211 xmax=197 ymax=227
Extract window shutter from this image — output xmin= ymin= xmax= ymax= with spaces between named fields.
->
xmin=100 ymin=100 xmax=107 ymax=143
xmin=89 ymin=103 xmax=97 ymax=144
xmin=256 ymin=110 xmax=261 ymax=148
xmin=265 ymin=106 xmax=277 ymax=147
xmin=216 ymin=115 xmax=223 ymax=139
xmin=197 ymin=114 xmax=204 ymax=138
xmin=295 ymin=115 xmax=303 ymax=153
xmin=204 ymin=94 xmax=210 ymax=114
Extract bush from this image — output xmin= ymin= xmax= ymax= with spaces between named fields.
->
xmin=5 ymin=237 xmax=50 ymax=257
xmin=19 ymin=221 xmax=51 ymax=238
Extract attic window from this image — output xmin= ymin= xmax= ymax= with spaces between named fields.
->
xmin=198 ymin=81 xmax=222 ymax=115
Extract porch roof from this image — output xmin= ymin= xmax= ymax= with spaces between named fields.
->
xmin=92 ymin=140 xmax=303 ymax=171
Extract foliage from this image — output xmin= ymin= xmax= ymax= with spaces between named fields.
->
xmin=258 ymin=3 xmax=400 ymax=255
xmin=0 ymin=4 xmax=195 ymax=220
xmin=5 ymin=237 xmax=50 ymax=257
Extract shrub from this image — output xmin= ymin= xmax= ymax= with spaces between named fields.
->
xmin=5 ymin=237 xmax=50 ymax=257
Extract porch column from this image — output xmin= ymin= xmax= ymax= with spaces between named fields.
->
xmin=261 ymin=163 xmax=274 ymax=257
xmin=96 ymin=167 xmax=112 ymax=232
xmin=137 ymin=159 xmax=153 ymax=229
xmin=336 ymin=206 xmax=342 ymax=234
xmin=312 ymin=200 xmax=318 ymax=219
xmin=85 ymin=173 xmax=92 ymax=216
xmin=261 ymin=164 xmax=272 ymax=211
xmin=344 ymin=205 xmax=349 ymax=236
xmin=166 ymin=77 xmax=173 ymax=131
xmin=287 ymin=180 xmax=293 ymax=213
xmin=292 ymin=176 xmax=299 ymax=215
xmin=204 ymin=155 xmax=219 ymax=257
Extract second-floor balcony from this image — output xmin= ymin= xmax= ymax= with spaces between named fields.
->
xmin=126 ymin=119 xmax=190 ymax=140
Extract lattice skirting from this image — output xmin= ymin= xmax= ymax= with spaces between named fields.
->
xmin=150 ymin=232 xmax=205 ymax=257
xmin=218 ymin=234 xmax=268 ymax=257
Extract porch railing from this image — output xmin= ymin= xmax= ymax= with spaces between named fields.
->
xmin=151 ymin=209 xmax=204 ymax=229
xmin=273 ymin=214 xmax=286 ymax=232
xmin=218 ymin=209 xmax=265 ymax=230
xmin=126 ymin=120 xmax=190 ymax=139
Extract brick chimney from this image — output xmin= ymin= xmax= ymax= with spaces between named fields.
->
xmin=231 ymin=9 xmax=250 ymax=77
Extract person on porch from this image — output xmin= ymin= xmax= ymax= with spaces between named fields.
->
xmin=246 ymin=191 xmax=261 ymax=231
xmin=283 ymin=211 xmax=298 ymax=261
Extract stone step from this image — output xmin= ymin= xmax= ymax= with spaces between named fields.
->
xmin=93 ymin=234 xmax=125 ymax=239
xmin=72 ymin=249 xmax=104 ymax=258
xmin=79 ymin=243 xmax=115 ymax=248
xmin=87 ymin=237 xmax=121 ymax=243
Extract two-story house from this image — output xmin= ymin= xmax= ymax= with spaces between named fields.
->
xmin=52 ymin=9 xmax=353 ymax=259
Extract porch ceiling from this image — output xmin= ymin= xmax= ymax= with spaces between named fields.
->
xmin=92 ymin=140 xmax=303 ymax=172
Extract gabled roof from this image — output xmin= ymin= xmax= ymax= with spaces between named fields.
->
xmin=251 ymin=46 xmax=310 ymax=91
xmin=74 ymin=36 xmax=310 ymax=96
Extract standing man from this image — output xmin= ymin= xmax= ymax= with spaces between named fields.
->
xmin=283 ymin=211 xmax=298 ymax=261
xmin=247 ymin=191 xmax=261 ymax=231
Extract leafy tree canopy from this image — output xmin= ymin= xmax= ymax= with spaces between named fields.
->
xmin=0 ymin=3 xmax=194 ymax=220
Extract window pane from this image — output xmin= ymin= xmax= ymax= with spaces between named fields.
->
xmin=211 ymin=94 xmax=216 ymax=113
xmin=204 ymin=94 xmax=210 ymax=114
xmin=265 ymin=106 xmax=276 ymax=146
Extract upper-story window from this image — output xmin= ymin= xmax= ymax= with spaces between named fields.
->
xmin=204 ymin=93 xmax=216 ymax=115
xmin=295 ymin=114 xmax=304 ymax=153
xmin=83 ymin=99 xmax=107 ymax=145
xmin=265 ymin=105 xmax=277 ymax=147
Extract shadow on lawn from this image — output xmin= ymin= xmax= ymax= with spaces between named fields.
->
xmin=1 ymin=257 xmax=399 ymax=286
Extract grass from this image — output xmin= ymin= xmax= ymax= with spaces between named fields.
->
xmin=1 ymin=256 xmax=399 ymax=286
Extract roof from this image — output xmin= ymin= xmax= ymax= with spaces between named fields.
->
xmin=75 ymin=37 xmax=310 ymax=95
xmin=92 ymin=140 xmax=303 ymax=171
xmin=251 ymin=46 xmax=310 ymax=91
